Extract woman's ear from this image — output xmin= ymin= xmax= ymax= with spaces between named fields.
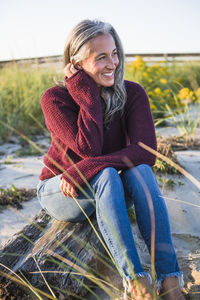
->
xmin=72 ymin=59 xmax=82 ymax=70
xmin=75 ymin=63 xmax=83 ymax=70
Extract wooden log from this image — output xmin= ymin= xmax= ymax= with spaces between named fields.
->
xmin=0 ymin=209 xmax=121 ymax=299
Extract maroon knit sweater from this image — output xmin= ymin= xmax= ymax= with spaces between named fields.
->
xmin=40 ymin=70 xmax=157 ymax=192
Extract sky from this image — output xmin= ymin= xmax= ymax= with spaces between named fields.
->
xmin=1 ymin=0 xmax=200 ymax=61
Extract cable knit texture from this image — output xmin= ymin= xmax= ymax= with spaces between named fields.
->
xmin=40 ymin=70 xmax=157 ymax=192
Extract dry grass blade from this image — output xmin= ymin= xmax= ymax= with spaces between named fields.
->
xmin=0 ymin=263 xmax=55 ymax=299
xmin=33 ymin=256 xmax=57 ymax=299
xmin=0 ymin=270 xmax=57 ymax=299
xmin=162 ymin=196 xmax=200 ymax=208
xmin=47 ymin=250 xmax=119 ymax=299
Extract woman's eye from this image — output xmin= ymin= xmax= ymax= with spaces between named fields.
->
xmin=97 ymin=56 xmax=105 ymax=60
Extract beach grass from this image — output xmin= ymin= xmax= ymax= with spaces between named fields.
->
xmin=0 ymin=59 xmax=200 ymax=143
xmin=0 ymin=63 xmax=62 ymax=142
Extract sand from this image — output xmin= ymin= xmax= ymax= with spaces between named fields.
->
xmin=0 ymin=134 xmax=200 ymax=299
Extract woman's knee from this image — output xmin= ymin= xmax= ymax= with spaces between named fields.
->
xmin=42 ymin=200 xmax=95 ymax=223
xmin=122 ymin=164 xmax=158 ymax=191
xmin=99 ymin=167 xmax=119 ymax=178
xmin=93 ymin=167 xmax=124 ymax=202
xmin=133 ymin=164 xmax=162 ymax=198
xmin=134 ymin=164 xmax=153 ymax=174
xmin=134 ymin=164 xmax=155 ymax=181
xmin=38 ymin=183 xmax=96 ymax=223
xmin=123 ymin=164 xmax=153 ymax=179
xmin=94 ymin=167 xmax=121 ymax=187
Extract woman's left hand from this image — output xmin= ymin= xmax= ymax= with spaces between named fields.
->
xmin=60 ymin=178 xmax=78 ymax=198
xmin=63 ymin=63 xmax=79 ymax=78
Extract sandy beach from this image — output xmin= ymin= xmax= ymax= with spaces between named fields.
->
xmin=0 ymin=131 xmax=200 ymax=299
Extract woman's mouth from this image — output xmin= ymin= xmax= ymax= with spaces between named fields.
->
xmin=102 ymin=72 xmax=114 ymax=78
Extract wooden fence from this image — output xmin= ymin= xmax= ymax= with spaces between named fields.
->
xmin=0 ymin=52 xmax=200 ymax=67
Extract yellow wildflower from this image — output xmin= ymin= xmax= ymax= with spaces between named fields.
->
xmin=154 ymin=87 xmax=162 ymax=95
xmin=160 ymin=78 xmax=167 ymax=84
xmin=131 ymin=56 xmax=145 ymax=69
xmin=178 ymin=88 xmax=196 ymax=104
xmin=189 ymin=91 xmax=194 ymax=98
xmin=178 ymin=88 xmax=190 ymax=100
xmin=149 ymin=100 xmax=156 ymax=111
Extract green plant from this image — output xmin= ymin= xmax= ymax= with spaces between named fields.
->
xmin=0 ymin=184 xmax=36 ymax=211
xmin=157 ymin=176 xmax=176 ymax=189
xmin=164 ymin=103 xmax=200 ymax=141
xmin=0 ymin=64 xmax=62 ymax=142
xmin=16 ymin=145 xmax=41 ymax=157
xmin=178 ymin=181 xmax=184 ymax=186
xmin=3 ymin=155 xmax=17 ymax=164
xmin=153 ymin=135 xmax=179 ymax=175
xmin=125 ymin=56 xmax=200 ymax=122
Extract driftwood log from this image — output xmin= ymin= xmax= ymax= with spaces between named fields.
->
xmin=0 ymin=209 xmax=122 ymax=300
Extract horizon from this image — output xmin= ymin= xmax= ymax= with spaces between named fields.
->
xmin=1 ymin=0 xmax=200 ymax=61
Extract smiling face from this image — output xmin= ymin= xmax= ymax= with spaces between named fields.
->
xmin=78 ymin=33 xmax=119 ymax=88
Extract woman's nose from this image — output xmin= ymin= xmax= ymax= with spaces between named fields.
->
xmin=106 ymin=57 xmax=116 ymax=69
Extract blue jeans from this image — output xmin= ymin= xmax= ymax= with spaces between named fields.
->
xmin=37 ymin=164 xmax=183 ymax=286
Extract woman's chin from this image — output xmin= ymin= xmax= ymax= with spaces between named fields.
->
xmin=100 ymin=80 xmax=115 ymax=88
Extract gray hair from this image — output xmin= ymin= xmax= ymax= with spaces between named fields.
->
xmin=57 ymin=19 xmax=127 ymax=129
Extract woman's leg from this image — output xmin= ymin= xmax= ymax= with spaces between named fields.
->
xmin=37 ymin=170 xmax=147 ymax=280
xmin=37 ymin=174 xmax=96 ymax=222
xmin=89 ymin=167 xmax=151 ymax=282
xmin=37 ymin=169 xmax=153 ymax=297
xmin=120 ymin=164 xmax=184 ymax=292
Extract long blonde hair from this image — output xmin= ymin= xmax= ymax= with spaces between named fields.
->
xmin=56 ymin=19 xmax=127 ymax=129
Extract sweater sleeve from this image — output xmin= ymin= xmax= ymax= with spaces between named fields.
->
xmin=61 ymin=83 xmax=157 ymax=192
xmin=41 ymin=70 xmax=103 ymax=158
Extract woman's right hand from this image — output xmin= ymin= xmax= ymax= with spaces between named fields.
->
xmin=60 ymin=178 xmax=78 ymax=198
xmin=64 ymin=63 xmax=79 ymax=78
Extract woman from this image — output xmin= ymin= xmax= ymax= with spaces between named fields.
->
xmin=37 ymin=19 xmax=185 ymax=299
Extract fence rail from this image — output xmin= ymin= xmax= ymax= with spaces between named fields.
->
xmin=0 ymin=52 xmax=200 ymax=67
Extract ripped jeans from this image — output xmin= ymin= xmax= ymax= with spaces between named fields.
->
xmin=37 ymin=164 xmax=183 ymax=287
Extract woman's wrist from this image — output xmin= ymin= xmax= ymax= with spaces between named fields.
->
xmin=65 ymin=70 xmax=102 ymax=109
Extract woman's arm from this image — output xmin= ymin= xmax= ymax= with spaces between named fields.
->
xmin=41 ymin=70 xmax=104 ymax=158
xmin=61 ymin=83 xmax=157 ymax=192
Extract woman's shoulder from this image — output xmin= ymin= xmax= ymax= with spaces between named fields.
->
xmin=42 ymin=85 xmax=69 ymax=100
xmin=123 ymin=80 xmax=149 ymax=112
xmin=124 ymin=79 xmax=146 ymax=96
xmin=40 ymin=85 xmax=78 ymax=111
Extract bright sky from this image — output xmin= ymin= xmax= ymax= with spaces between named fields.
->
xmin=1 ymin=0 xmax=200 ymax=61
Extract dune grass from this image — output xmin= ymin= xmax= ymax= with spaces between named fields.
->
xmin=0 ymin=63 xmax=61 ymax=143
xmin=0 ymin=59 xmax=200 ymax=143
